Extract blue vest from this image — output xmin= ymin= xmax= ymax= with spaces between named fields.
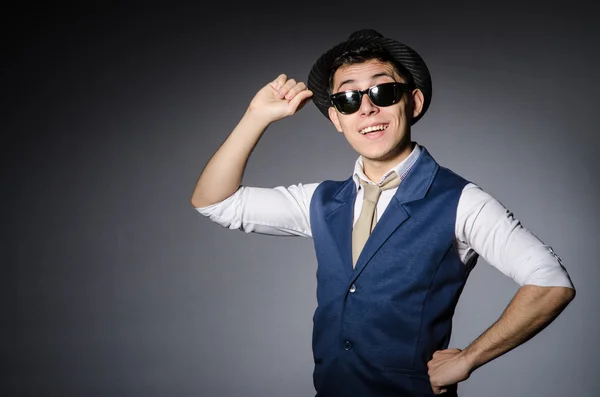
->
xmin=309 ymin=147 xmax=472 ymax=397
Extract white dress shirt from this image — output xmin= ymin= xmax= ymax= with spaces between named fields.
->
xmin=195 ymin=144 xmax=574 ymax=289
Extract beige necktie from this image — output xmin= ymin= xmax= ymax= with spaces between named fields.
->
xmin=352 ymin=172 xmax=401 ymax=267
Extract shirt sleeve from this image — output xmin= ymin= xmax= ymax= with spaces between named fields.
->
xmin=194 ymin=183 xmax=320 ymax=237
xmin=456 ymin=183 xmax=574 ymax=289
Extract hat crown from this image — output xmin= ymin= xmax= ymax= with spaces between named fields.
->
xmin=347 ymin=29 xmax=383 ymax=41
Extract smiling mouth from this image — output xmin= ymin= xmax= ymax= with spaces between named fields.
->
xmin=359 ymin=124 xmax=388 ymax=135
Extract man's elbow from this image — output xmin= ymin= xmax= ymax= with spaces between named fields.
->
xmin=190 ymin=187 xmax=238 ymax=209
xmin=560 ymin=286 xmax=576 ymax=305
xmin=191 ymin=192 xmax=214 ymax=209
xmin=522 ymin=284 xmax=576 ymax=311
xmin=190 ymin=196 xmax=203 ymax=208
xmin=545 ymin=285 xmax=576 ymax=311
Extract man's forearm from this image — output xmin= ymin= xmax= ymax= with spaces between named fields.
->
xmin=462 ymin=285 xmax=575 ymax=372
xmin=190 ymin=110 xmax=270 ymax=208
xmin=190 ymin=75 xmax=313 ymax=209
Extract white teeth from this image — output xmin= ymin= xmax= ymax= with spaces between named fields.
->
xmin=360 ymin=124 xmax=387 ymax=135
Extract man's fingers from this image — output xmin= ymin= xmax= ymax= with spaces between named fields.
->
xmin=270 ymin=74 xmax=287 ymax=90
xmin=284 ymin=82 xmax=307 ymax=100
xmin=288 ymin=89 xmax=313 ymax=111
xmin=276 ymin=78 xmax=297 ymax=98
xmin=265 ymin=74 xmax=312 ymax=115
xmin=268 ymin=75 xmax=309 ymax=102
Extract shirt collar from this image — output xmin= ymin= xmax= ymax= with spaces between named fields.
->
xmin=352 ymin=142 xmax=421 ymax=189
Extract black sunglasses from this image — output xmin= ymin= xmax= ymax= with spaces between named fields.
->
xmin=330 ymin=82 xmax=412 ymax=115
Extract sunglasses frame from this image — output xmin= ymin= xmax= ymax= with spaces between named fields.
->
xmin=329 ymin=82 xmax=413 ymax=115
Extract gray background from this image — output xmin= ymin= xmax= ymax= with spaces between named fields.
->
xmin=3 ymin=2 xmax=598 ymax=396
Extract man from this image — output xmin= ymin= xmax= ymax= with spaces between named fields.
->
xmin=190 ymin=29 xmax=575 ymax=396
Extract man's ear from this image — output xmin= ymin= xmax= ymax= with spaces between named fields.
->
xmin=328 ymin=106 xmax=344 ymax=133
xmin=411 ymin=89 xmax=425 ymax=119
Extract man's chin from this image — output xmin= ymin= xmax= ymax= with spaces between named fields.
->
xmin=362 ymin=149 xmax=397 ymax=162
xmin=362 ymin=147 xmax=412 ymax=166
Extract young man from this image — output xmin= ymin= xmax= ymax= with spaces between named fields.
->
xmin=190 ymin=29 xmax=575 ymax=396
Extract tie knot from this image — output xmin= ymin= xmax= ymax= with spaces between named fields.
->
xmin=360 ymin=172 xmax=400 ymax=202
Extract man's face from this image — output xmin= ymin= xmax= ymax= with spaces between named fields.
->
xmin=328 ymin=59 xmax=424 ymax=168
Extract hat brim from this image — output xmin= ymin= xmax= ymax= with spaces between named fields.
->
xmin=307 ymin=30 xmax=432 ymax=125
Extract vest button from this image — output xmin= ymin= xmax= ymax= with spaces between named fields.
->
xmin=349 ymin=284 xmax=357 ymax=293
xmin=344 ymin=340 xmax=352 ymax=350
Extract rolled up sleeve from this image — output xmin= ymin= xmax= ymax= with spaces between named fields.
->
xmin=195 ymin=183 xmax=320 ymax=237
xmin=456 ymin=184 xmax=574 ymax=289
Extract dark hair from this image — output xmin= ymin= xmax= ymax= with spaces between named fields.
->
xmin=327 ymin=43 xmax=415 ymax=95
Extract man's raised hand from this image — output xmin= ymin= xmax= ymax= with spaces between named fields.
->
xmin=246 ymin=74 xmax=313 ymax=125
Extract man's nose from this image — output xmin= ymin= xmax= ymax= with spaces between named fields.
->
xmin=358 ymin=93 xmax=378 ymax=115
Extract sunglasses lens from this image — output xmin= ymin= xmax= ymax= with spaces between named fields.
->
xmin=332 ymin=92 xmax=361 ymax=114
xmin=370 ymin=83 xmax=400 ymax=107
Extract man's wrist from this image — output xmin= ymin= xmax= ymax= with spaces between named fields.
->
xmin=243 ymin=107 xmax=274 ymax=130
xmin=458 ymin=346 xmax=481 ymax=374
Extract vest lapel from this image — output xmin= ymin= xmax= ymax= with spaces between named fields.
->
xmin=352 ymin=147 xmax=440 ymax=276
xmin=352 ymin=199 xmax=409 ymax=274
xmin=324 ymin=178 xmax=356 ymax=279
